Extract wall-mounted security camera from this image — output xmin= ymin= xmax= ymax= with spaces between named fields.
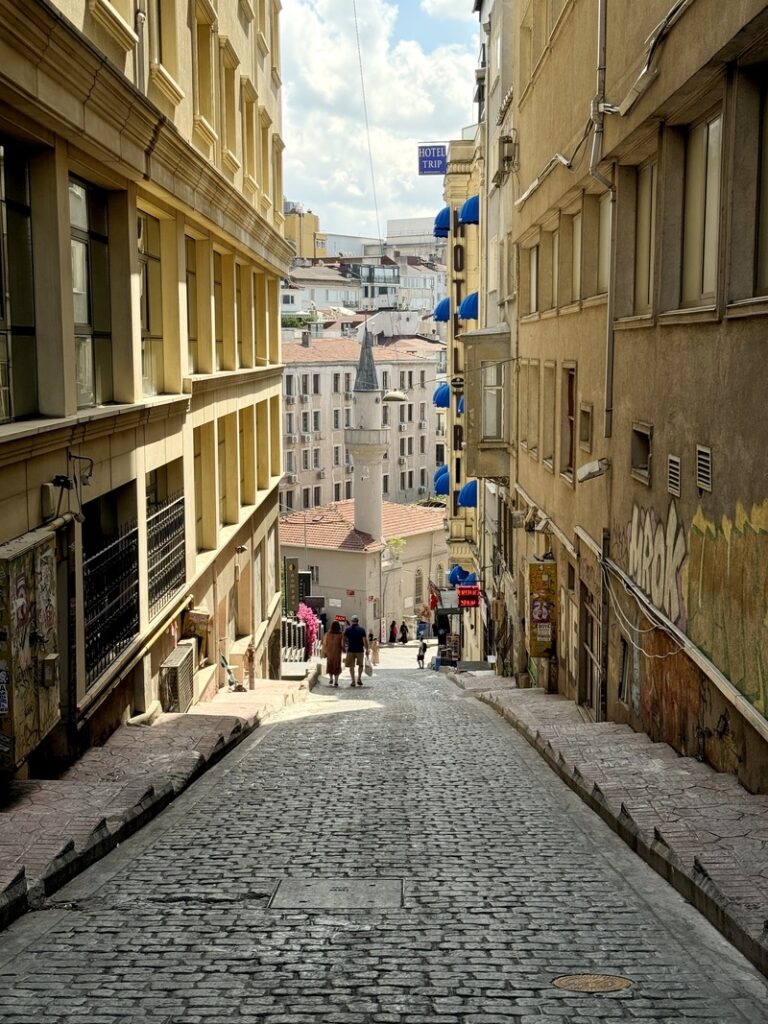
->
xmin=576 ymin=458 xmax=611 ymax=484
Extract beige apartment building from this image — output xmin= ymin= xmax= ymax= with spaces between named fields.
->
xmin=499 ymin=0 xmax=768 ymax=789
xmin=0 ymin=0 xmax=289 ymax=776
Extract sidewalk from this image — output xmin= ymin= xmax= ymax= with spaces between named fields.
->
xmin=0 ymin=667 xmax=318 ymax=931
xmin=454 ymin=673 xmax=768 ymax=977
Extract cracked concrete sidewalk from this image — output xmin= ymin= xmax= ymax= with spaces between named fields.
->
xmin=453 ymin=674 xmax=768 ymax=979
xmin=0 ymin=668 xmax=318 ymax=931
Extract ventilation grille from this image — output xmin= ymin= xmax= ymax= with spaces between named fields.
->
xmin=667 ymin=455 xmax=681 ymax=497
xmin=696 ymin=445 xmax=712 ymax=492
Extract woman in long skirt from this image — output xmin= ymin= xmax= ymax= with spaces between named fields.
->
xmin=322 ymin=621 xmax=344 ymax=686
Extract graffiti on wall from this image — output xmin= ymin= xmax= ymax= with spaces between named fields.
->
xmin=625 ymin=500 xmax=687 ymax=628
xmin=687 ymin=500 xmax=768 ymax=718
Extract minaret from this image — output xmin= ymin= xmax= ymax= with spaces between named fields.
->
xmin=344 ymin=330 xmax=389 ymax=540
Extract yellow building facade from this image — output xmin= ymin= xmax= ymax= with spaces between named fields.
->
xmin=0 ymin=0 xmax=290 ymax=775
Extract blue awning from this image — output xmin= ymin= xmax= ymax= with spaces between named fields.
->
xmin=432 ymin=382 xmax=450 ymax=407
xmin=433 ymin=297 xmax=451 ymax=322
xmin=458 ymin=479 xmax=478 ymax=508
xmin=435 ymin=469 xmax=450 ymax=496
xmin=458 ymin=291 xmax=478 ymax=321
xmin=448 ymin=564 xmax=470 ymax=586
xmin=457 ymin=394 xmax=465 ymax=414
xmin=433 ymin=205 xmax=450 ymax=238
xmin=462 ymin=573 xmax=478 ymax=585
xmin=434 ymin=464 xmax=449 ymax=485
xmin=458 ymin=194 xmax=479 ymax=224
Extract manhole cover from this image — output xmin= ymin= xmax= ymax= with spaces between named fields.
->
xmin=269 ymin=877 xmax=403 ymax=910
xmin=553 ymin=974 xmax=633 ymax=993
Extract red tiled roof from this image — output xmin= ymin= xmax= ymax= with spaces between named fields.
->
xmin=279 ymin=499 xmax=445 ymax=553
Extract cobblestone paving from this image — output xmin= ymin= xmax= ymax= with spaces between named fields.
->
xmin=0 ymin=663 xmax=766 ymax=1024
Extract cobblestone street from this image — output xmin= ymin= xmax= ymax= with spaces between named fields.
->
xmin=0 ymin=652 xmax=766 ymax=1023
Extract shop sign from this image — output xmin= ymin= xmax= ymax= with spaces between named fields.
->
xmin=418 ymin=143 xmax=447 ymax=175
xmin=456 ymin=584 xmax=480 ymax=608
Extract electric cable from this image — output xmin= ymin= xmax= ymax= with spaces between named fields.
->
xmin=352 ymin=0 xmax=384 ymax=253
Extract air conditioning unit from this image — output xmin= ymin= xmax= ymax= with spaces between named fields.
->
xmin=300 ymin=433 xmax=311 ymax=443
xmin=345 ymin=464 xmax=353 ymax=473
xmin=301 ymin=393 xmax=310 ymax=403
xmin=344 ymin=390 xmax=353 ymax=400
xmin=399 ymin=423 xmax=408 ymax=432
xmin=160 ymin=643 xmax=195 ymax=713
xmin=316 ymin=469 xmax=325 ymax=479
xmin=286 ymin=434 xmax=297 ymax=444
xmin=398 ymin=456 xmax=407 ymax=465
xmin=418 ymin=420 xmax=427 ymax=430
xmin=177 ymin=638 xmax=199 ymax=675
xmin=285 ymin=395 xmax=295 ymax=405
xmin=289 ymin=474 xmax=299 ymax=484
xmin=417 ymin=486 xmax=427 ymax=494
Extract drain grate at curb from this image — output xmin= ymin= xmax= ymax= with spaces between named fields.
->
xmin=553 ymin=974 xmax=633 ymax=993
xmin=269 ymin=877 xmax=403 ymax=910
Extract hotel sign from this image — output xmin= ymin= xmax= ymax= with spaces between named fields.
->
xmin=418 ymin=144 xmax=448 ymax=176
xmin=456 ymin=584 xmax=480 ymax=609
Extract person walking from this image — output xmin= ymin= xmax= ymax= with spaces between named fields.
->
xmin=388 ymin=620 xmax=398 ymax=645
xmin=417 ymin=638 xmax=427 ymax=669
xmin=322 ymin=620 xmax=344 ymax=687
xmin=399 ymin=621 xmax=409 ymax=645
xmin=369 ymin=633 xmax=380 ymax=666
xmin=343 ymin=614 xmax=369 ymax=687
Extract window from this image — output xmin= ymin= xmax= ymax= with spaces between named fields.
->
xmin=220 ymin=38 xmax=240 ymax=173
xmin=312 ymin=410 xmax=320 ymax=431
xmin=597 ymin=193 xmax=612 ymax=293
xmin=286 ymin=411 xmax=294 ymax=434
xmin=407 ymin=436 xmax=414 ymax=455
xmin=302 ymin=487 xmax=310 ymax=509
xmin=399 ymin=370 xmax=406 ymax=389
xmin=344 ymin=372 xmax=351 ymax=392
xmin=419 ymin=467 xmax=427 ymax=487
xmin=345 ymin=480 xmax=352 ymax=499
xmin=334 ymin=482 xmax=341 ymax=501
xmin=551 ymin=228 xmax=560 ymax=309
xmin=408 ymin=371 xmax=413 ymax=389
xmin=400 ymin=471 xmax=406 ymax=490
xmin=284 ymin=489 xmax=294 ymax=510
xmin=420 ymin=370 xmax=426 ymax=387
xmin=301 ymin=411 xmax=309 ymax=433
xmin=519 ymin=362 xmax=529 ymax=447
xmin=184 ymin=237 xmax=199 ymax=374
xmin=217 ymin=420 xmax=227 ymax=525
xmin=235 ymin=264 xmax=243 ymax=367
xmin=285 ymin=450 xmax=294 ymax=473
xmin=333 ymin=408 xmax=341 ymax=429
xmin=213 ymin=250 xmax=224 ymax=370
xmin=682 ymin=113 xmax=722 ymax=305
xmin=0 ymin=140 xmax=36 ymax=422
xmin=285 ymin=374 xmax=294 ymax=396
xmin=312 ymin=448 xmax=320 ymax=469
xmin=560 ymin=367 xmax=576 ymax=478
xmin=301 ymin=448 xmax=309 ymax=470
xmin=383 ymin=474 xmax=389 ymax=494
xmin=344 ymin=407 xmax=351 ymax=427
xmin=481 ymin=362 xmax=503 ymax=440
xmin=635 ymin=162 xmax=657 ymax=312
xmin=301 ymin=373 xmax=309 ymax=394
xmin=571 ymin=211 xmax=582 ymax=302
xmin=407 ymin=470 xmax=413 ymax=489
xmin=382 ymin=371 xmax=389 ymax=389
xmin=193 ymin=0 xmax=217 ymax=146
xmin=259 ymin=107 xmax=271 ymax=198
xmin=528 ymin=361 xmax=539 ymax=456
xmin=414 ymin=569 xmax=424 ymax=607
xmin=696 ymin=445 xmax=712 ymax=493
xmin=399 ymin=437 xmax=406 ymax=457
xmin=148 ymin=0 xmax=182 ymax=106
xmin=308 ymin=565 xmax=319 ymax=584
xmin=668 ymin=454 xmax=681 ymax=497
xmin=72 ymin=180 xmax=112 ymax=407
xmin=313 ymin=486 xmax=321 ymax=505
xmin=529 ymin=245 xmax=539 ymax=313
xmin=241 ymin=78 xmax=258 ymax=192
xmin=408 ymin=403 xmax=413 ymax=422
xmin=333 ymin=373 xmax=340 ymax=392
xmin=312 ymin=373 xmax=320 ymax=394
xmin=382 ymin=405 xmax=390 ymax=426
xmin=579 ymin=403 xmax=593 ymax=452
xmin=419 ymin=435 xmax=426 ymax=454
xmin=137 ymin=212 xmax=167 ymax=395
xmin=631 ymin=421 xmax=652 ymax=483
xmin=332 ymin=446 xmax=339 ymax=466
xmin=419 ymin=401 xmax=427 ymax=421
xmin=542 ymin=363 xmax=555 ymax=467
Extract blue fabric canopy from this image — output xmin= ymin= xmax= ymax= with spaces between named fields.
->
xmin=434 ymin=469 xmax=450 ymax=496
xmin=432 ymin=382 xmax=450 ymax=407
xmin=463 ymin=573 xmax=478 ymax=584
xmin=448 ymin=564 xmax=470 ymax=586
xmin=433 ymin=464 xmax=448 ymax=487
xmin=458 ymin=291 xmax=478 ymax=321
xmin=458 ymin=194 xmax=479 ymax=224
xmin=457 ymin=394 xmax=464 ymax=414
xmin=433 ymin=205 xmax=450 ymax=238
xmin=458 ymin=479 xmax=478 ymax=508
xmin=433 ymin=297 xmax=450 ymax=322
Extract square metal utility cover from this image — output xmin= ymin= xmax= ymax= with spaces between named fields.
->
xmin=269 ymin=877 xmax=403 ymax=910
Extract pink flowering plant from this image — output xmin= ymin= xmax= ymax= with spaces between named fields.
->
xmin=296 ymin=602 xmax=320 ymax=659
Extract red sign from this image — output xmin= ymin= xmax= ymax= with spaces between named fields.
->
xmin=456 ymin=584 xmax=480 ymax=608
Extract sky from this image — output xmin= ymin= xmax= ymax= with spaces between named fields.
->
xmin=281 ymin=0 xmax=480 ymax=239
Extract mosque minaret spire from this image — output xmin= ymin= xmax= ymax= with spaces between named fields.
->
xmin=344 ymin=330 xmax=390 ymax=540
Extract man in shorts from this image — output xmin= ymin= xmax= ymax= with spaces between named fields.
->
xmin=343 ymin=614 xmax=369 ymax=687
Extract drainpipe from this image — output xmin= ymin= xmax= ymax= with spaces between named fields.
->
xmin=592 ymin=0 xmax=617 ymax=439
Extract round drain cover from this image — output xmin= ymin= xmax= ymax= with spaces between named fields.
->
xmin=553 ymin=974 xmax=633 ymax=993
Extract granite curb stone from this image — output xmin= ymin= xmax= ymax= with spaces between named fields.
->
xmin=0 ymin=663 xmax=319 ymax=931
xmin=452 ymin=674 xmax=768 ymax=979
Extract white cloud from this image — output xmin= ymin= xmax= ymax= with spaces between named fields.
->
xmin=281 ymin=0 xmax=477 ymax=237
xmin=420 ymin=0 xmax=476 ymax=21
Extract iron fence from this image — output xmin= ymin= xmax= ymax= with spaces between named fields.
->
xmin=147 ymin=492 xmax=186 ymax=617
xmin=83 ymin=520 xmax=140 ymax=689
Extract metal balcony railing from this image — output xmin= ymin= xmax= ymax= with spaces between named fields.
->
xmin=147 ymin=492 xmax=186 ymax=617
xmin=83 ymin=520 xmax=140 ymax=689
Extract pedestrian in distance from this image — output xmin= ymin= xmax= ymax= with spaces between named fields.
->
xmin=389 ymin=620 xmax=398 ymax=645
xmin=399 ymin=621 xmax=409 ymax=645
xmin=322 ymin=620 xmax=344 ymax=687
xmin=417 ymin=638 xmax=427 ymax=669
xmin=343 ymin=614 xmax=369 ymax=687
xmin=369 ymin=632 xmax=380 ymax=666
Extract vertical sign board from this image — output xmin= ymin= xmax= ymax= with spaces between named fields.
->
xmin=297 ymin=571 xmax=312 ymax=604
xmin=418 ymin=144 xmax=448 ymax=176
xmin=525 ymin=558 xmax=558 ymax=658
xmin=284 ymin=557 xmax=299 ymax=614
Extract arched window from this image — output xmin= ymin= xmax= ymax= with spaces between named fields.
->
xmin=414 ymin=569 xmax=424 ymax=607
xmin=436 ymin=564 xmax=445 ymax=587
